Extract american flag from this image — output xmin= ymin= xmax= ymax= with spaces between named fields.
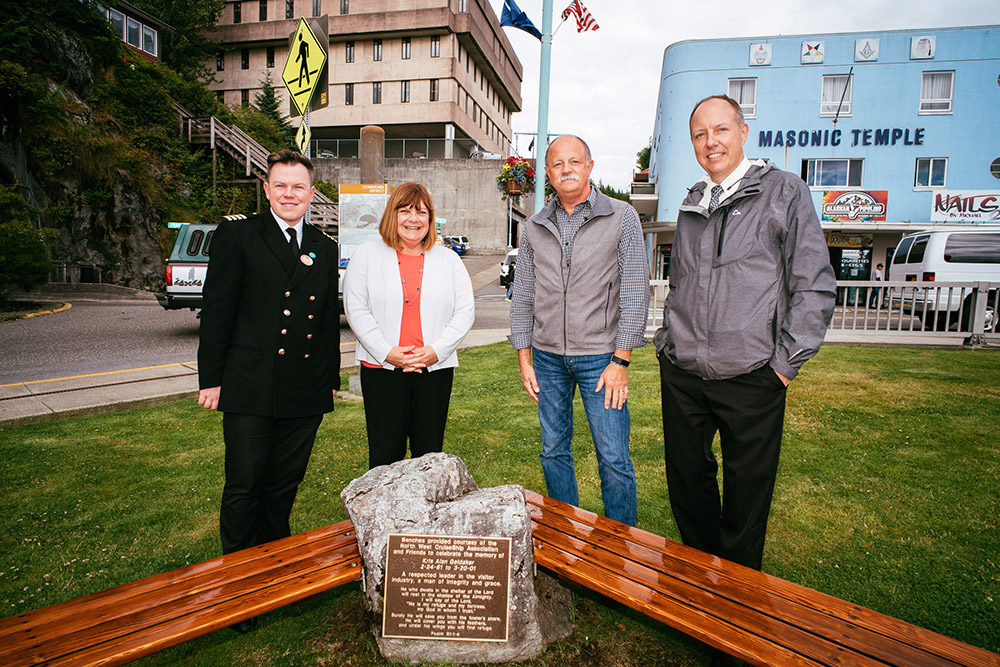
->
xmin=561 ymin=0 xmax=599 ymax=32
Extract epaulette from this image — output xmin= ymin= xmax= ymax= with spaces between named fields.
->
xmin=223 ymin=213 xmax=249 ymax=221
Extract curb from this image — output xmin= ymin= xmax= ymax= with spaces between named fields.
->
xmin=21 ymin=302 xmax=72 ymax=319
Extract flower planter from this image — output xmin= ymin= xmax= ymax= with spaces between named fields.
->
xmin=504 ymin=179 xmax=523 ymax=195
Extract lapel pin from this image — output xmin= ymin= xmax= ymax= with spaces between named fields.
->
xmin=300 ymin=254 xmax=314 ymax=266
xmin=309 ymin=252 xmax=316 ymax=258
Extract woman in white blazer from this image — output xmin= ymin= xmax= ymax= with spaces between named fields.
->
xmin=344 ymin=182 xmax=475 ymax=468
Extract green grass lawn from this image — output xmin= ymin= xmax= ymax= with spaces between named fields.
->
xmin=1 ymin=344 xmax=997 ymax=665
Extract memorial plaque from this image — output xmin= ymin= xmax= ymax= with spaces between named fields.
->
xmin=383 ymin=534 xmax=511 ymax=642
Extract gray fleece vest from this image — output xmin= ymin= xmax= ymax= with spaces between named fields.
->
xmin=527 ymin=194 xmax=626 ymax=355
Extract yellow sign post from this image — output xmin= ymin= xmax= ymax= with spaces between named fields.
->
xmin=295 ymin=120 xmax=312 ymax=154
xmin=281 ymin=18 xmax=327 ymax=116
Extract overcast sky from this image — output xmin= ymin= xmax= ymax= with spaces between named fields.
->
xmin=487 ymin=0 xmax=998 ymax=190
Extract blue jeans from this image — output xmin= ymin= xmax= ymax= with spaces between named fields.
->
xmin=532 ymin=348 xmax=638 ymax=526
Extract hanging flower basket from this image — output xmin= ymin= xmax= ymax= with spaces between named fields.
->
xmin=496 ymin=157 xmax=534 ymax=201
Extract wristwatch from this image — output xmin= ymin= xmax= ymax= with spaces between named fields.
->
xmin=609 ymin=355 xmax=630 ymax=368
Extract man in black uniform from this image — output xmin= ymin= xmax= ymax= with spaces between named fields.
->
xmin=198 ymin=150 xmax=340 ymax=632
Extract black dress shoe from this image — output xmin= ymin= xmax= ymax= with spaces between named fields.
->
xmin=231 ymin=616 xmax=258 ymax=634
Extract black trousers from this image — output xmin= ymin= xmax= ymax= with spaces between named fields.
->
xmin=658 ymin=355 xmax=787 ymax=571
xmin=359 ymin=365 xmax=454 ymax=469
xmin=220 ymin=412 xmax=323 ymax=554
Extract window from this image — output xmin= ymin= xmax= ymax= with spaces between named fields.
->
xmin=920 ymin=71 xmax=954 ymax=113
xmin=241 ymin=48 xmax=250 ymax=69
xmin=944 ymin=234 xmax=1000 ymax=264
xmin=285 ymin=0 xmax=293 ymax=19
xmin=915 ymin=158 xmax=947 ymax=188
xmin=216 ymin=52 xmax=225 ymax=71
xmin=345 ymin=83 xmax=354 ymax=105
xmin=142 ymin=25 xmax=157 ymax=56
xmin=126 ymin=17 xmax=140 ymax=47
xmin=108 ymin=8 xmax=125 ymax=38
xmin=241 ymin=89 xmax=250 ymax=106
xmin=266 ymin=46 xmax=275 ymax=68
xmin=373 ymin=39 xmax=382 ymax=61
xmin=802 ymin=158 xmax=863 ymax=188
xmin=908 ymin=236 xmax=929 ymax=264
xmin=892 ymin=236 xmax=915 ymax=265
xmin=430 ymin=78 xmax=439 ymax=101
xmin=312 ymin=0 xmax=321 ymax=16
xmin=372 ymin=82 xmax=382 ymax=104
xmin=340 ymin=0 xmax=348 ymax=14
xmin=431 ymin=35 xmax=440 ymax=58
xmin=457 ymin=0 xmax=467 ymax=12
xmin=259 ymin=0 xmax=267 ymax=21
xmin=821 ymin=74 xmax=852 ymax=116
xmin=233 ymin=1 xmax=242 ymax=23
xmin=345 ymin=41 xmax=354 ymax=63
xmin=401 ymin=80 xmax=410 ymax=103
xmin=401 ymin=37 xmax=410 ymax=60
xmin=726 ymin=78 xmax=753 ymax=115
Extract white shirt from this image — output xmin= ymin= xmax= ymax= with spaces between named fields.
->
xmin=697 ymin=158 xmax=766 ymax=209
xmin=270 ymin=207 xmax=303 ymax=244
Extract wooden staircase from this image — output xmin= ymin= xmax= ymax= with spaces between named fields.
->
xmin=173 ymin=103 xmax=338 ymax=232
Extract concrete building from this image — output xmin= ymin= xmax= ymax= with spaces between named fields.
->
xmin=639 ymin=25 xmax=1000 ymax=282
xmin=207 ymin=0 xmax=523 ymax=160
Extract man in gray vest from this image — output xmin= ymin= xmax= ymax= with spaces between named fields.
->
xmin=509 ymin=135 xmax=649 ymax=526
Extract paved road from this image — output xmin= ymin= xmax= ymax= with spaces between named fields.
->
xmin=1 ymin=255 xmax=510 ymax=386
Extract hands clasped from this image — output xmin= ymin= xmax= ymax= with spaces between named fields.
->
xmin=385 ymin=345 xmax=439 ymax=372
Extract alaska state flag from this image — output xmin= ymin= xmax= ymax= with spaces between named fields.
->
xmin=500 ymin=0 xmax=542 ymax=40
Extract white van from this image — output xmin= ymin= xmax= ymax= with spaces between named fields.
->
xmin=889 ymin=229 xmax=1000 ymax=331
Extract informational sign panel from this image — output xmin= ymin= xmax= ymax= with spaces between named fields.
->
xmin=338 ymin=184 xmax=393 ymax=266
xmin=295 ymin=121 xmax=311 ymax=154
xmin=930 ymin=190 xmax=1000 ymax=222
xmin=281 ymin=17 xmax=327 ymax=116
xmin=382 ymin=534 xmax=511 ymax=642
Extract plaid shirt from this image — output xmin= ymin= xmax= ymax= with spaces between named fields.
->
xmin=510 ymin=186 xmax=648 ymax=351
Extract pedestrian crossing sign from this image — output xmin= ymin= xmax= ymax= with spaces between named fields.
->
xmin=281 ymin=18 xmax=327 ymax=116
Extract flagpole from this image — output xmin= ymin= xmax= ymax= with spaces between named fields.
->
xmin=533 ymin=0 xmax=553 ymax=213
xmin=551 ymin=16 xmax=568 ymax=37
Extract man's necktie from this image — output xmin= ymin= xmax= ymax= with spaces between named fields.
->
xmin=708 ymin=185 xmax=724 ymax=213
xmin=288 ymin=227 xmax=299 ymax=257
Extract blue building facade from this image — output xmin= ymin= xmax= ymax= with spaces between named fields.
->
xmin=639 ymin=25 xmax=1000 ymax=280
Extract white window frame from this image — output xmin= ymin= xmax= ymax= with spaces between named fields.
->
xmin=914 ymin=157 xmax=948 ymax=189
xmin=126 ymin=16 xmax=141 ymax=48
xmin=803 ymin=158 xmax=864 ymax=189
xmin=108 ymin=8 xmax=125 ymax=38
xmin=820 ymin=74 xmax=852 ymax=117
xmin=727 ymin=78 xmax=756 ymax=118
xmin=141 ymin=24 xmax=157 ymax=56
xmin=920 ymin=71 xmax=954 ymax=114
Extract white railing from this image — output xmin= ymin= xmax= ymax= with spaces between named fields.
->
xmin=646 ymin=280 xmax=998 ymax=341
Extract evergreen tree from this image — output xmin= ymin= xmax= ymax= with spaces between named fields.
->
xmin=255 ymin=71 xmax=294 ymax=147
xmin=0 ymin=187 xmax=56 ymax=301
xmin=636 ymin=138 xmax=651 ymax=171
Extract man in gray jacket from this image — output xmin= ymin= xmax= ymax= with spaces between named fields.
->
xmin=510 ymin=135 xmax=649 ymax=526
xmin=654 ymin=96 xmax=835 ymax=577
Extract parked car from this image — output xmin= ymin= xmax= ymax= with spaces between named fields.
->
xmin=157 ymin=216 xmax=346 ymax=315
xmin=444 ymin=236 xmax=468 ymax=255
xmin=888 ymin=229 xmax=1000 ymax=331
xmin=450 ymin=235 xmax=470 ymax=252
xmin=499 ymin=248 xmax=518 ymax=287
xmin=157 ymin=222 xmax=216 ymax=311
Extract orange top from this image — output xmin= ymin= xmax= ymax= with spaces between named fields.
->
xmin=361 ymin=251 xmax=424 ymax=369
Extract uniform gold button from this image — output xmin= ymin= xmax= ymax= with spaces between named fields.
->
xmin=309 ymin=295 xmax=316 ymax=301
xmin=281 ymin=329 xmax=287 ymax=335
xmin=278 ymin=348 xmax=285 ymax=355
xmin=284 ymin=291 xmax=291 ymax=297
xmin=304 ymin=354 xmax=310 ymax=359
xmin=283 ymin=309 xmax=291 ymax=316
xmin=306 ymin=333 xmax=313 ymax=339
xmin=308 ymin=314 xmax=314 ymax=320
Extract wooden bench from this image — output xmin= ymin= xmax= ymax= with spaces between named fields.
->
xmin=524 ymin=490 xmax=1000 ymax=667
xmin=0 ymin=520 xmax=360 ymax=667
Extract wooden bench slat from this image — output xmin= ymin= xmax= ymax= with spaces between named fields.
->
xmin=533 ymin=538 xmax=822 ymax=666
xmin=530 ymin=511 xmax=940 ymax=667
xmin=0 ymin=522 xmax=361 ymax=667
xmin=0 ymin=528 xmax=358 ymax=656
xmin=524 ymin=490 xmax=1000 ymax=667
xmin=0 ymin=519 xmax=356 ymax=642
